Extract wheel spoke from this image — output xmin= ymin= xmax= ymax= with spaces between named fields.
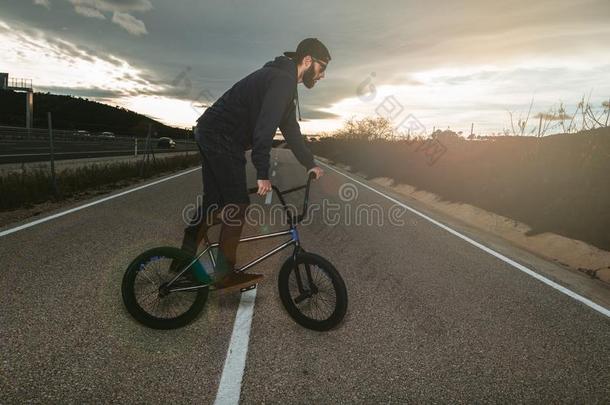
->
xmin=286 ymin=262 xmax=338 ymax=321
xmin=132 ymin=255 xmax=201 ymax=319
xmin=138 ymin=269 xmax=158 ymax=286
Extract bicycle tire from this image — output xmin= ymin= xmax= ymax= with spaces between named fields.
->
xmin=121 ymin=246 xmax=209 ymax=329
xmin=278 ymin=252 xmax=347 ymax=331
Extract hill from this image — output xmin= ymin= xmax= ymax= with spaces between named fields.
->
xmin=0 ymin=89 xmax=190 ymax=139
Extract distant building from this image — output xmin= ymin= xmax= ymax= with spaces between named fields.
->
xmin=1 ymin=73 xmax=8 ymax=89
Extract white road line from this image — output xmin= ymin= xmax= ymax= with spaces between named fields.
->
xmin=0 ymin=166 xmax=201 ymax=238
xmin=214 ymin=150 xmax=279 ymax=404
xmin=214 ymin=288 xmax=257 ymax=405
xmin=318 ymin=161 xmax=610 ymax=318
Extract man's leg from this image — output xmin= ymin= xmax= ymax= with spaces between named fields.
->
xmin=174 ymin=138 xmax=222 ymax=283
xmin=214 ymin=203 xmax=248 ymax=274
xmin=207 ymin=201 xmax=264 ymax=291
xmin=186 ymin=130 xmax=263 ymax=290
xmin=179 ymin=197 xmax=221 ymax=257
xmin=208 ymin=169 xmax=264 ymax=291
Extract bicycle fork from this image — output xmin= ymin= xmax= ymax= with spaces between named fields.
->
xmin=291 ymin=236 xmax=318 ymax=304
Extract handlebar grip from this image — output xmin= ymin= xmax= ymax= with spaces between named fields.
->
xmin=244 ymin=173 xmax=314 ymax=224
xmin=248 ymin=185 xmax=280 ymax=196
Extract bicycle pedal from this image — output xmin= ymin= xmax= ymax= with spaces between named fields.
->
xmin=240 ymin=284 xmax=257 ymax=293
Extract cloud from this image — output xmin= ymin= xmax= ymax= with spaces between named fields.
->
xmin=8 ymin=0 xmax=610 ymax=131
xmin=534 ymin=112 xmax=572 ymax=121
xmin=300 ymin=108 xmax=341 ymax=120
xmin=67 ymin=0 xmax=151 ymax=35
xmin=0 ymin=19 xmax=200 ymax=127
xmin=69 ymin=0 xmax=152 ymax=13
xmin=33 ymin=0 xmax=51 ymax=9
xmin=111 ymin=11 xmax=147 ymax=36
xmin=73 ymin=5 xmax=105 ymax=19
xmin=0 ymin=20 xmax=161 ymax=96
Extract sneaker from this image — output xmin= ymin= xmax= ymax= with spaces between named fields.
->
xmin=212 ymin=272 xmax=264 ymax=293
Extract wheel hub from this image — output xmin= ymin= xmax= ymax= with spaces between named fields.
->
xmin=294 ymin=289 xmax=314 ymax=304
xmin=158 ymin=282 xmax=170 ymax=298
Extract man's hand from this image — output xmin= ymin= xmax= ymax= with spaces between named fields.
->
xmin=308 ymin=166 xmax=324 ymax=180
xmin=257 ymin=179 xmax=272 ymax=196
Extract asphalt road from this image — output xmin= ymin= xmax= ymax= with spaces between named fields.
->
xmin=1 ymin=148 xmax=609 ymax=403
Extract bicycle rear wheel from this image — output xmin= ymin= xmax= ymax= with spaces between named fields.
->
xmin=278 ymin=252 xmax=347 ymax=331
xmin=121 ymin=247 xmax=209 ymax=329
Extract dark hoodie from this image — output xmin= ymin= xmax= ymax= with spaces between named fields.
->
xmin=196 ymin=55 xmax=315 ymax=180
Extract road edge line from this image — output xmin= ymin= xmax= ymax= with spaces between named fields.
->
xmin=0 ymin=166 xmax=201 ymax=238
xmin=318 ymin=160 xmax=610 ymax=318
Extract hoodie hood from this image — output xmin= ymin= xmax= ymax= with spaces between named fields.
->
xmin=263 ymin=55 xmax=301 ymax=121
xmin=263 ymin=55 xmax=298 ymax=79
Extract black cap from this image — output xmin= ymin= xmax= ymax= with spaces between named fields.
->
xmin=284 ymin=38 xmax=331 ymax=63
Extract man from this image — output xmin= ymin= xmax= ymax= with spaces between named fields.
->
xmin=179 ymin=38 xmax=330 ymax=292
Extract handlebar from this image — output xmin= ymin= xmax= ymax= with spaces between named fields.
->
xmin=247 ymin=172 xmax=316 ymax=225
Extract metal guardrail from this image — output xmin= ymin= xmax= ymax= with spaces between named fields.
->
xmin=0 ymin=125 xmax=196 ymax=143
xmin=0 ymin=125 xmax=199 ymax=164
xmin=0 ymin=125 xmax=116 ymax=141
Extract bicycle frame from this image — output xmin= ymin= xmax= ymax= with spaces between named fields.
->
xmin=166 ymin=173 xmax=316 ymax=293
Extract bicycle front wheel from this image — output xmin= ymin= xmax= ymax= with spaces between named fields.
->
xmin=278 ymin=252 xmax=347 ymax=331
xmin=121 ymin=247 xmax=209 ymax=329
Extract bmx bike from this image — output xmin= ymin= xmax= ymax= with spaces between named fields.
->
xmin=121 ymin=172 xmax=348 ymax=331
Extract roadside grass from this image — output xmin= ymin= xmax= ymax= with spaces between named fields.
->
xmin=0 ymin=154 xmax=201 ymax=210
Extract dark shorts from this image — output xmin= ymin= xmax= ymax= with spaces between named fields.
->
xmin=194 ymin=126 xmax=250 ymax=210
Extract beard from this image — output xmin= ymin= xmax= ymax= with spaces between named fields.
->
xmin=302 ymin=64 xmax=316 ymax=89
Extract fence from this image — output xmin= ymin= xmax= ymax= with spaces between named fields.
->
xmin=7 ymin=77 xmax=32 ymax=90
xmin=0 ymin=116 xmax=204 ymax=209
xmin=0 ymin=124 xmax=199 ymax=165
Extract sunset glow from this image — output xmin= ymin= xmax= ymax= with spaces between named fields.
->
xmin=2 ymin=0 xmax=610 ymax=135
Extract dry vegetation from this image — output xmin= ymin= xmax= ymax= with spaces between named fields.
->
xmin=309 ymin=116 xmax=610 ymax=251
xmin=0 ymin=154 xmax=201 ymax=210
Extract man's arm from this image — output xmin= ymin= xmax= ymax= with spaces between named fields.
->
xmin=251 ymin=74 xmax=295 ymax=180
xmin=279 ymin=97 xmax=316 ymax=171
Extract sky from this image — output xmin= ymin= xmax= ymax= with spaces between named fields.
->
xmin=1 ymin=0 xmax=610 ymax=135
